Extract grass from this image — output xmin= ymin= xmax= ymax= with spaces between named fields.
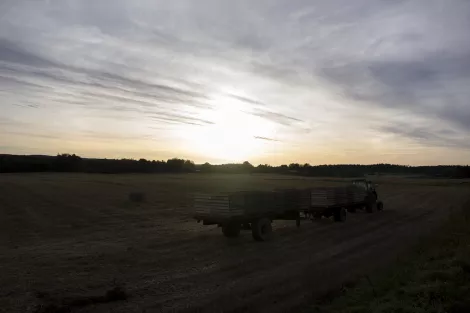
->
xmin=1 ymin=173 xmax=468 ymax=312
xmin=311 ymin=201 xmax=470 ymax=313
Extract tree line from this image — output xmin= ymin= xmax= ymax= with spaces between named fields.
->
xmin=0 ymin=154 xmax=196 ymax=174
xmin=0 ymin=153 xmax=469 ymax=178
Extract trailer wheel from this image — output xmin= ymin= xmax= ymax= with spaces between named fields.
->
xmin=222 ymin=222 xmax=241 ymax=238
xmin=313 ymin=212 xmax=323 ymax=220
xmin=252 ymin=218 xmax=272 ymax=241
xmin=334 ymin=207 xmax=347 ymax=222
xmin=377 ymin=201 xmax=384 ymax=211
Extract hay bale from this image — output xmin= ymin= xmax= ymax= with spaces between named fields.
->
xmin=128 ymin=192 xmax=146 ymax=203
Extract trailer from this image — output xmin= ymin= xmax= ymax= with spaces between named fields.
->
xmin=194 ymin=181 xmax=384 ymax=241
xmin=194 ymin=190 xmax=309 ymax=241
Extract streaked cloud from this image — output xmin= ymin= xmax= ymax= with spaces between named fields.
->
xmin=254 ymin=136 xmax=280 ymax=142
xmin=249 ymin=108 xmax=303 ymax=127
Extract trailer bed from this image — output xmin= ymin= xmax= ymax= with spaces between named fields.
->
xmin=193 ymin=184 xmax=382 ymax=241
xmin=194 ymin=186 xmax=367 ymax=221
xmin=310 ymin=186 xmax=368 ymax=209
xmin=194 ymin=191 xmax=286 ymax=222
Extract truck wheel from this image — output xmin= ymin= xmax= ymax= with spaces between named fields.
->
xmin=222 ymin=222 xmax=241 ymax=238
xmin=334 ymin=207 xmax=347 ymax=222
xmin=377 ymin=201 xmax=384 ymax=211
xmin=366 ymin=202 xmax=377 ymax=213
xmin=252 ymin=218 xmax=273 ymax=241
xmin=347 ymin=207 xmax=357 ymax=213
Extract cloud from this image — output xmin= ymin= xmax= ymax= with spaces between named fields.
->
xmin=0 ymin=0 xmax=469 ymax=163
xmin=148 ymin=112 xmax=214 ymax=126
xmin=229 ymin=94 xmax=265 ymax=106
xmin=378 ymin=122 xmax=470 ymax=150
xmin=248 ymin=108 xmax=303 ymax=127
xmin=96 ymin=72 xmax=208 ymax=101
xmin=0 ymin=117 xmax=15 ymax=125
xmin=0 ymin=38 xmax=57 ymax=68
xmin=79 ymin=131 xmax=155 ymax=141
xmin=4 ymin=130 xmax=60 ymax=140
xmin=0 ymin=37 xmax=212 ymax=128
xmin=319 ymin=51 xmax=470 ymax=132
xmin=254 ymin=136 xmax=280 ymax=142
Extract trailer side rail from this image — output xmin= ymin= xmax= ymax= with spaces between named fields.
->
xmin=194 ymin=193 xmax=244 ymax=218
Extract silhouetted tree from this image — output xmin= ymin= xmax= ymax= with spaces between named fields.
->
xmin=55 ymin=153 xmax=83 ymax=172
xmin=183 ymin=160 xmax=196 ymax=172
xmin=200 ymin=162 xmax=212 ymax=173
xmin=166 ymin=158 xmax=186 ymax=172
xmin=242 ymin=161 xmax=254 ymax=173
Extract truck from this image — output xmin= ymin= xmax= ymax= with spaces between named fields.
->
xmin=306 ymin=179 xmax=383 ymax=220
xmin=193 ymin=180 xmax=383 ymax=241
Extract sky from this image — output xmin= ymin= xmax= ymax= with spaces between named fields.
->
xmin=1 ymin=0 xmax=470 ymax=165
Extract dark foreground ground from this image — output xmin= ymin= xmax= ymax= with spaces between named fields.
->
xmin=0 ymin=174 xmax=468 ymax=312
xmin=313 ymin=198 xmax=470 ymax=313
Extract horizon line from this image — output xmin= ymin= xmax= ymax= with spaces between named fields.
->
xmin=1 ymin=153 xmax=468 ymax=168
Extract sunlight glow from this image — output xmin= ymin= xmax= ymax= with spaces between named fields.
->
xmin=184 ymin=95 xmax=277 ymax=162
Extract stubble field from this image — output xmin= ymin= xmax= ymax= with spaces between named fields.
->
xmin=0 ymin=173 xmax=469 ymax=312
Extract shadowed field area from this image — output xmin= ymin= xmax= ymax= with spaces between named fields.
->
xmin=0 ymin=173 xmax=469 ymax=312
xmin=311 ymin=199 xmax=470 ymax=313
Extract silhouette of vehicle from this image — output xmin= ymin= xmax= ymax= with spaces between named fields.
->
xmin=194 ymin=180 xmax=384 ymax=241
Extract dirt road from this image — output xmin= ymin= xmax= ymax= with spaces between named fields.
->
xmin=0 ymin=174 xmax=468 ymax=312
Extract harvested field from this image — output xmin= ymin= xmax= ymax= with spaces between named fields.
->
xmin=0 ymin=173 xmax=469 ymax=312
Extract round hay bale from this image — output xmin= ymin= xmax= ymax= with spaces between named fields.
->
xmin=129 ymin=192 xmax=146 ymax=203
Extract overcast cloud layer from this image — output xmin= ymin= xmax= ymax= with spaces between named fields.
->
xmin=1 ymin=0 xmax=469 ymax=165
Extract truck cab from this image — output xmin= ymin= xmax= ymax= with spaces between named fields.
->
xmin=351 ymin=179 xmax=378 ymax=200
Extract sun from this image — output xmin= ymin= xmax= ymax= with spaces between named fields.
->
xmin=185 ymin=102 xmax=275 ymax=163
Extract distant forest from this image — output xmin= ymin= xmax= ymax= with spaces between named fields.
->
xmin=1 ymin=153 xmax=469 ymax=178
